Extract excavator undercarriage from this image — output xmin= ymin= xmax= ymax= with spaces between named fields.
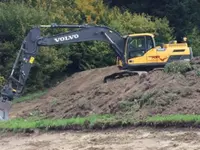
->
xmin=103 ymin=70 xmax=148 ymax=83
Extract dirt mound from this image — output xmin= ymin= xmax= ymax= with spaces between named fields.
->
xmin=10 ymin=59 xmax=200 ymax=120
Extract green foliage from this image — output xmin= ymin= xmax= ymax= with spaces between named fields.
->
xmin=164 ymin=61 xmax=192 ymax=74
xmin=139 ymin=91 xmax=157 ymax=108
xmin=13 ymin=90 xmax=48 ymax=104
xmin=108 ymin=10 xmax=173 ymax=43
xmin=0 ymin=76 xmax=5 ymax=87
xmin=65 ymin=42 xmax=115 ymax=71
xmin=110 ymin=0 xmax=200 ymax=41
xmin=0 ymin=1 xmax=71 ymax=91
xmin=0 ymin=2 xmax=53 ymax=91
xmin=0 ymin=0 xmax=174 ymax=92
xmin=187 ymin=27 xmax=200 ymax=56
xmin=146 ymin=114 xmax=200 ymax=123
xmin=0 ymin=2 xmax=50 ymax=42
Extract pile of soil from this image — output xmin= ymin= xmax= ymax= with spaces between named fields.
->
xmin=10 ymin=58 xmax=200 ymax=120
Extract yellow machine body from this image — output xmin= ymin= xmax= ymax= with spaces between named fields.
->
xmin=117 ymin=33 xmax=192 ymax=70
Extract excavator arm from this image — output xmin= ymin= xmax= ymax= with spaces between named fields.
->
xmin=0 ymin=24 xmax=127 ymax=103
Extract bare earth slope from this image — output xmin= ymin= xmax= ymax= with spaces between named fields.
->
xmin=10 ymin=59 xmax=200 ymax=120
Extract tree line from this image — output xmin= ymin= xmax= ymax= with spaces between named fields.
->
xmin=107 ymin=0 xmax=200 ymax=55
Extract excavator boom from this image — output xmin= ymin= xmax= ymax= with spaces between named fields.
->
xmin=0 ymin=24 xmax=128 ymax=120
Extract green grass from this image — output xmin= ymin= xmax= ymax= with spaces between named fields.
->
xmin=146 ymin=114 xmax=200 ymax=123
xmin=2 ymin=114 xmax=200 ymax=133
xmin=13 ymin=90 xmax=48 ymax=104
xmin=164 ymin=61 xmax=192 ymax=74
xmin=0 ymin=114 xmax=115 ymax=132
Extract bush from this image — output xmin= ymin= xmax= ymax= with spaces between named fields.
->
xmin=164 ymin=61 xmax=192 ymax=74
xmin=187 ymin=27 xmax=200 ymax=56
xmin=0 ymin=76 xmax=5 ymax=87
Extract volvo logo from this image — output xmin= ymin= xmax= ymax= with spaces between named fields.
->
xmin=54 ymin=34 xmax=79 ymax=42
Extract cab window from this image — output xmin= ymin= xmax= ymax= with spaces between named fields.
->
xmin=127 ymin=35 xmax=154 ymax=58
xmin=146 ymin=36 xmax=154 ymax=50
xmin=127 ymin=36 xmax=146 ymax=58
xmin=128 ymin=36 xmax=145 ymax=51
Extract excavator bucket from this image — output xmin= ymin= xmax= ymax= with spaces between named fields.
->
xmin=0 ymin=99 xmax=11 ymax=121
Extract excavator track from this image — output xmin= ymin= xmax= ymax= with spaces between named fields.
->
xmin=103 ymin=70 xmax=148 ymax=83
xmin=103 ymin=67 xmax=164 ymax=83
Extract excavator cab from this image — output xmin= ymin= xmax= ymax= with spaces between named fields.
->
xmin=125 ymin=33 xmax=155 ymax=61
xmin=117 ymin=33 xmax=192 ymax=71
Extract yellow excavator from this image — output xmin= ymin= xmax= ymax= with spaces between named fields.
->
xmin=0 ymin=23 xmax=193 ymax=120
xmin=105 ymin=33 xmax=192 ymax=82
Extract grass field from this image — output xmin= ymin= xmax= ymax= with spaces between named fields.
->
xmin=0 ymin=114 xmax=116 ymax=132
xmin=146 ymin=114 xmax=200 ymax=123
xmin=1 ymin=114 xmax=200 ymax=133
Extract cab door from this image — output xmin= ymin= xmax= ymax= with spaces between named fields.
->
xmin=126 ymin=36 xmax=147 ymax=64
xmin=145 ymin=36 xmax=158 ymax=64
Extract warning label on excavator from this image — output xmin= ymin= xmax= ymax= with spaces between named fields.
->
xmin=29 ymin=57 xmax=35 ymax=64
xmin=148 ymin=56 xmax=168 ymax=61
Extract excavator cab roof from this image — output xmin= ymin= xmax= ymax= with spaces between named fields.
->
xmin=123 ymin=33 xmax=155 ymax=39
xmin=128 ymin=33 xmax=155 ymax=38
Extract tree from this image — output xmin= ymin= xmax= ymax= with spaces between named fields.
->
xmin=107 ymin=0 xmax=200 ymax=42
